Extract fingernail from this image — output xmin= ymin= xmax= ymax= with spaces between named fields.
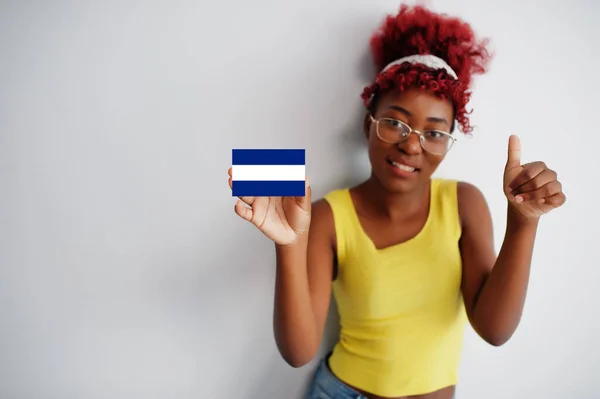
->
xmin=538 ymin=198 xmax=545 ymax=204
xmin=515 ymin=195 xmax=523 ymax=203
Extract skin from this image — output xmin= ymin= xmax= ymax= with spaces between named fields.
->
xmin=228 ymin=86 xmax=566 ymax=399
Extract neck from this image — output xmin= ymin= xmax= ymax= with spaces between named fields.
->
xmin=357 ymin=174 xmax=431 ymax=220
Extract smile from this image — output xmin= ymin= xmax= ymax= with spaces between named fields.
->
xmin=392 ymin=162 xmax=415 ymax=172
xmin=388 ymin=159 xmax=420 ymax=173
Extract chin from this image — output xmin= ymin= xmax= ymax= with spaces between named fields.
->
xmin=378 ymin=165 xmax=428 ymax=193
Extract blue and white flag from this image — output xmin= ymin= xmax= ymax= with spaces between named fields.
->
xmin=231 ymin=149 xmax=306 ymax=197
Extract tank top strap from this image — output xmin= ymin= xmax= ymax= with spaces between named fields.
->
xmin=323 ymin=188 xmax=365 ymax=264
xmin=428 ymin=178 xmax=462 ymax=240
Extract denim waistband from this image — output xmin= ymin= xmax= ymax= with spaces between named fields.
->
xmin=305 ymin=355 xmax=457 ymax=399
xmin=305 ymin=357 xmax=366 ymax=399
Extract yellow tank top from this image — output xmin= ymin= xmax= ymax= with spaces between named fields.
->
xmin=323 ymin=178 xmax=467 ymax=397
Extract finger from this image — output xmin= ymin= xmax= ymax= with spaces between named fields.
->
xmin=229 ymin=178 xmax=255 ymax=205
xmin=234 ymin=199 xmax=253 ymax=222
xmin=511 ymin=168 xmax=557 ymax=195
xmin=238 ymin=196 xmax=256 ymax=206
xmin=505 ymin=134 xmax=521 ymax=171
xmin=514 ymin=180 xmax=562 ymax=203
xmin=228 ymin=168 xmax=233 ymax=189
xmin=538 ymin=192 xmax=566 ymax=207
xmin=229 ymin=180 xmax=255 ymax=205
xmin=229 ymin=167 xmax=257 ymax=204
xmin=507 ymin=161 xmax=547 ymax=191
xmin=294 ymin=177 xmax=311 ymax=211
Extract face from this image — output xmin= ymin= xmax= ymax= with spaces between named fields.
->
xmin=364 ymin=86 xmax=455 ymax=194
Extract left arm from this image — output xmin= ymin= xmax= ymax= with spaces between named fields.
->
xmin=458 ymin=182 xmax=539 ymax=346
xmin=458 ymin=135 xmax=566 ymax=346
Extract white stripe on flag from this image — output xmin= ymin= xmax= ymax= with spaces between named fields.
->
xmin=232 ymin=165 xmax=305 ymax=181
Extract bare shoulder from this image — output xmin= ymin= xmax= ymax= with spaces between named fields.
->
xmin=457 ymin=181 xmax=492 ymax=227
xmin=311 ymin=198 xmax=333 ymax=216
xmin=309 ymin=198 xmax=336 ymax=251
xmin=457 ymin=181 xmax=487 ymax=203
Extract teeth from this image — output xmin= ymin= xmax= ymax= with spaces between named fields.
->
xmin=392 ymin=162 xmax=415 ymax=172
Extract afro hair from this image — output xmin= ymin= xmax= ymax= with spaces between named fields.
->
xmin=361 ymin=4 xmax=493 ymax=134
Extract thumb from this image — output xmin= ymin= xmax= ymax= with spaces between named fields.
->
xmin=505 ymin=134 xmax=521 ymax=171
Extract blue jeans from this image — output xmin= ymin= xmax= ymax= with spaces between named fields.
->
xmin=305 ymin=357 xmax=367 ymax=399
xmin=305 ymin=356 xmax=457 ymax=399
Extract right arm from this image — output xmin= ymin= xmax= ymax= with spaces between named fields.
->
xmin=273 ymin=199 xmax=335 ymax=367
xmin=227 ymin=169 xmax=335 ymax=367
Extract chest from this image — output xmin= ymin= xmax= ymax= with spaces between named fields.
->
xmin=332 ymin=238 xmax=463 ymax=319
xmin=356 ymin=210 xmax=429 ymax=250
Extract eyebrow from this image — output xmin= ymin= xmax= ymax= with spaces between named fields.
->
xmin=387 ymin=105 xmax=450 ymax=127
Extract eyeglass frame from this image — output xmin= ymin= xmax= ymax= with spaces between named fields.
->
xmin=368 ymin=114 xmax=457 ymax=155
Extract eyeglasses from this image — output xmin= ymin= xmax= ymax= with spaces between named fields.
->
xmin=369 ymin=115 xmax=456 ymax=155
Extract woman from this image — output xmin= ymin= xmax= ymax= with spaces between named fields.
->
xmin=228 ymin=4 xmax=565 ymax=399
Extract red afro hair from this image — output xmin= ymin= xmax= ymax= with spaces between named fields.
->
xmin=361 ymin=4 xmax=493 ymax=134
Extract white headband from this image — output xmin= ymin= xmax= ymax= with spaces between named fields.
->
xmin=370 ymin=54 xmax=461 ymax=132
xmin=381 ymin=54 xmax=458 ymax=79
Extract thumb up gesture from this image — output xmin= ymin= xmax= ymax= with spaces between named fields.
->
xmin=503 ymin=135 xmax=566 ymax=220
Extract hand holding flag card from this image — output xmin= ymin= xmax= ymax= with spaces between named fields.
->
xmin=231 ymin=149 xmax=306 ymax=197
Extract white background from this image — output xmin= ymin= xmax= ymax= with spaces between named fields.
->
xmin=0 ymin=0 xmax=598 ymax=398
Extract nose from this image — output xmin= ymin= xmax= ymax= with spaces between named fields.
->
xmin=397 ymin=131 xmax=422 ymax=154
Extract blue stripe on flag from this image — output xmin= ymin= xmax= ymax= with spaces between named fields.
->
xmin=232 ymin=149 xmax=305 ymax=165
xmin=232 ymin=181 xmax=306 ymax=197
